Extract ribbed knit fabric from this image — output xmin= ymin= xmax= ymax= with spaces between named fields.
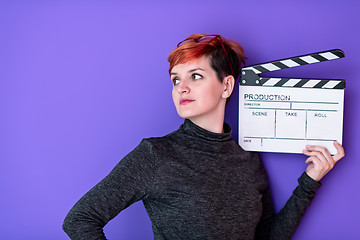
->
xmin=63 ymin=119 xmax=321 ymax=240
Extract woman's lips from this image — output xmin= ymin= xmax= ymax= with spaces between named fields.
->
xmin=180 ymin=99 xmax=195 ymax=105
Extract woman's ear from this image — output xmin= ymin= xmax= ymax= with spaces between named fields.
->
xmin=222 ymin=75 xmax=235 ymax=99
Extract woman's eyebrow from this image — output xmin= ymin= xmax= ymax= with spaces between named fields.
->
xmin=170 ymin=67 xmax=205 ymax=76
xmin=189 ymin=68 xmax=204 ymax=73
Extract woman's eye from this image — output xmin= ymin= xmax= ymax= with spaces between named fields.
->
xmin=192 ymin=73 xmax=202 ymax=80
xmin=172 ymin=78 xmax=180 ymax=85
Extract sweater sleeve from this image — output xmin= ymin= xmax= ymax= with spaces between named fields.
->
xmin=62 ymin=139 xmax=155 ymax=240
xmin=255 ymin=169 xmax=321 ymax=240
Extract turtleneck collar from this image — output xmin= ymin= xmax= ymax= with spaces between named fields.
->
xmin=180 ymin=119 xmax=232 ymax=142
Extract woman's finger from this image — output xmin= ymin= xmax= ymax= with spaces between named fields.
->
xmin=303 ymin=148 xmax=331 ymax=165
xmin=303 ymin=148 xmax=335 ymax=170
xmin=305 ymin=145 xmax=333 ymax=163
xmin=303 ymin=143 xmax=345 ymax=182
xmin=332 ymin=141 xmax=345 ymax=162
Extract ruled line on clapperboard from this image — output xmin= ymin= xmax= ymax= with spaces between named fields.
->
xmin=243 ymin=99 xmax=339 ymax=146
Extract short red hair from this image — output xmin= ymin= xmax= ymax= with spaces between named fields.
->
xmin=168 ymin=34 xmax=246 ymax=82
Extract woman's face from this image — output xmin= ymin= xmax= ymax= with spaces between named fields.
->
xmin=170 ymin=55 xmax=227 ymax=122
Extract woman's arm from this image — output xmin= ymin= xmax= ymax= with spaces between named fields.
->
xmin=255 ymin=172 xmax=321 ymax=240
xmin=62 ymin=139 xmax=155 ymax=240
xmin=255 ymin=142 xmax=345 ymax=240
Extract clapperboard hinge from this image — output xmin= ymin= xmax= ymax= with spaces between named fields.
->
xmin=240 ymin=49 xmax=345 ymax=90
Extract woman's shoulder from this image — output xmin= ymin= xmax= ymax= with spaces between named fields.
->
xmin=139 ymin=128 xmax=181 ymax=150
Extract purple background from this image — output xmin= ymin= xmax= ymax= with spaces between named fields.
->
xmin=1 ymin=1 xmax=359 ymax=239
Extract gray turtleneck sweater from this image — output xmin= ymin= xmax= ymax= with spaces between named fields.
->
xmin=63 ymin=119 xmax=321 ymax=239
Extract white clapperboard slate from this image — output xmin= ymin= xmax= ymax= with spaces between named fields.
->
xmin=238 ymin=49 xmax=345 ymax=154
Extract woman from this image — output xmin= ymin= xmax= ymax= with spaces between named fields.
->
xmin=63 ymin=34 xmax=345 ymax=239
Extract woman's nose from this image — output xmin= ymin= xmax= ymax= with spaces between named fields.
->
xmin=177 ymin=79 xmax=190 ymax=94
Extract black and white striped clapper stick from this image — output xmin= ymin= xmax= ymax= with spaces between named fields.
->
xmin=240 ymin=49 xmax=345 ymax=89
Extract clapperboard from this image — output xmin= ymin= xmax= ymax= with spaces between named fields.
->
xmin=238 ymin=49 xmax=345 ymax=154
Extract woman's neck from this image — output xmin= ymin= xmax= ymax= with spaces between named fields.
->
xmin=188 ymin=107 xmax=225 ymax=133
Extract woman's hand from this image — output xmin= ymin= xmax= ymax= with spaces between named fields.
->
xmin=303 ymin=141 xmax=345 ymax=182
